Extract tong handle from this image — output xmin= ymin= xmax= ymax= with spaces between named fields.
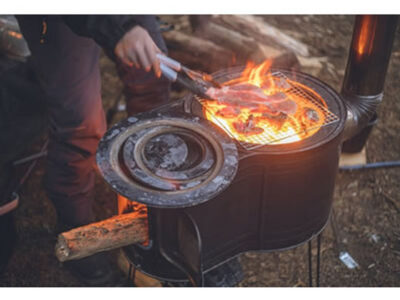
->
xmin=160 ymin=63 xmax=178 ymax=81
xmin=157 ymin=54 xmax=218 ymax=100
xmin=157 ymin=53 xmax=221 ymax=88
xmin=157 ymin=53 xmax=181 ymax=71
xmin=159 ymin=62 xmax=211 ymax=99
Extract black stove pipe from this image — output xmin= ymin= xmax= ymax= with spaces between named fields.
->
xmin=342 ymin=15 xmax=398 ymax=150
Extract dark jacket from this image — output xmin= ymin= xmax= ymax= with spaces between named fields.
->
xmin=61 ymin=15 xmax=161 ymax=53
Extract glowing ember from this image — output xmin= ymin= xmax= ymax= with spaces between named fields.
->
xmin=202 ymin=60 xmax=328 ymax=145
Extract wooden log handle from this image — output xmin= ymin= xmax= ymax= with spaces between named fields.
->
xmin=55 ymin=211 xmax=148 ymax=262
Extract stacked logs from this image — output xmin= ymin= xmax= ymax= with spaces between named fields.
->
xmin=161 ymin=15 xmax=311 ymax=73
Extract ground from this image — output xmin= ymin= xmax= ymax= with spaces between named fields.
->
xmin=1 ymin=15 xmax=400 ymax=287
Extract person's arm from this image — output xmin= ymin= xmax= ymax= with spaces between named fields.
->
xmin=62 ymin=15 xmax=162 ymax=77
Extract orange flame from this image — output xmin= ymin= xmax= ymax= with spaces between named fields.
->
xmin=202 ymin=60 xmax=327 ymax=145
xmin=355 ymin=15 xmax=378 ymax=58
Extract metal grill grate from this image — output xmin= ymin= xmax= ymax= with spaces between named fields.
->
xmin=198 ymin=71 xmax=340 ymax=151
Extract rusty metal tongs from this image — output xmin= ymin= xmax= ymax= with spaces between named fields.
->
xmin=157 ymin=54 xmax=221 ymax=100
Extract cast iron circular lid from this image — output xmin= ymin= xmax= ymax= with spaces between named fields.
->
xmin=96 ymin=110 xmax=238 ymax=208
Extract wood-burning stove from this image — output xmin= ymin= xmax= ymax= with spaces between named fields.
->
xmin=97 ymin=68 xmax=347 ymax=286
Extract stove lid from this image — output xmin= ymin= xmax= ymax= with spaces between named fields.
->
xmin=96 ymin=110 xmax=238 ymax=208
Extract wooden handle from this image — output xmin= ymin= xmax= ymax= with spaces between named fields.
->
xmin=55 ymin=211 xmax=148 ymax=262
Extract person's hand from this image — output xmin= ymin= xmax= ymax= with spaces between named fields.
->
xmin=114 ymin=25 xmax=161 ymax=77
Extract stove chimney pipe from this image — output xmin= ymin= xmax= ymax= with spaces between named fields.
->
xmin=341 ymin=15 xmax=398 ymax=149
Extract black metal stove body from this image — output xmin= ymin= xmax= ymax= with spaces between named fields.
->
xmin=98 ymin=70 xmax=346 ymax=285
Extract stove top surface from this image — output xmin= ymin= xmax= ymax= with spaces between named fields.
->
xmin=97 ymin=110 xmax=238 ymax=208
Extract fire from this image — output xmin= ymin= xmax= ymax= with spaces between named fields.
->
xmin=355 ymin=16 xmax=377 ymax=58
xmin=202 ymin=60 xmax=327 ymax=145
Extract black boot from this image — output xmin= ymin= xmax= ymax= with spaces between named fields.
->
xmin=64 ymin=252 xmax=115 ymax=286
xmin=57 ymin=219 xmax=115 ymax=286
xmin=0 ymin=213 xmax=16 ymax=275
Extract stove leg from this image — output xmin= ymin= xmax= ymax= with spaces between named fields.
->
xmin=127 ymin=263 xmax=137 ymax=286
xmin=307 ymin=232 xmax=323 ymax=287
xmin=182 ymin=212 xmax=204 ymax=287
xmin=316 ymin=233 xmax=322 ymax=287
xmin=159 ymin=211 xmax=204 ymax=287
xmin=308 ymin=240 xmax=313 ymax=287
xmin=330 ymin=208 xmax=343 ymax=252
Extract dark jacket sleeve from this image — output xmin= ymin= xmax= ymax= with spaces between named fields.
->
xmin=62 ymin=15 xmax=160 ymax=53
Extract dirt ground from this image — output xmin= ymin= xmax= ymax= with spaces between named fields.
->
xmin=1 ymin=15 xmax=400 ymax=287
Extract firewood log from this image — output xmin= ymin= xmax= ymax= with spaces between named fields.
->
xmin=188 ymin=15 xmax=300 ymax=67
xmin=208 ymin=15 xmax=310 ymax=57
xmin=55 ymin=211 xmax=148 ymax=262
xmin=190 ymin=17 xmax=258 ymax=60
xmin=162 ymin=30 xmax=236 ymax=73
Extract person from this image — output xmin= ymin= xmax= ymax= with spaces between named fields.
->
xmin=15 ymin=15 xmax=170 ymax=285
